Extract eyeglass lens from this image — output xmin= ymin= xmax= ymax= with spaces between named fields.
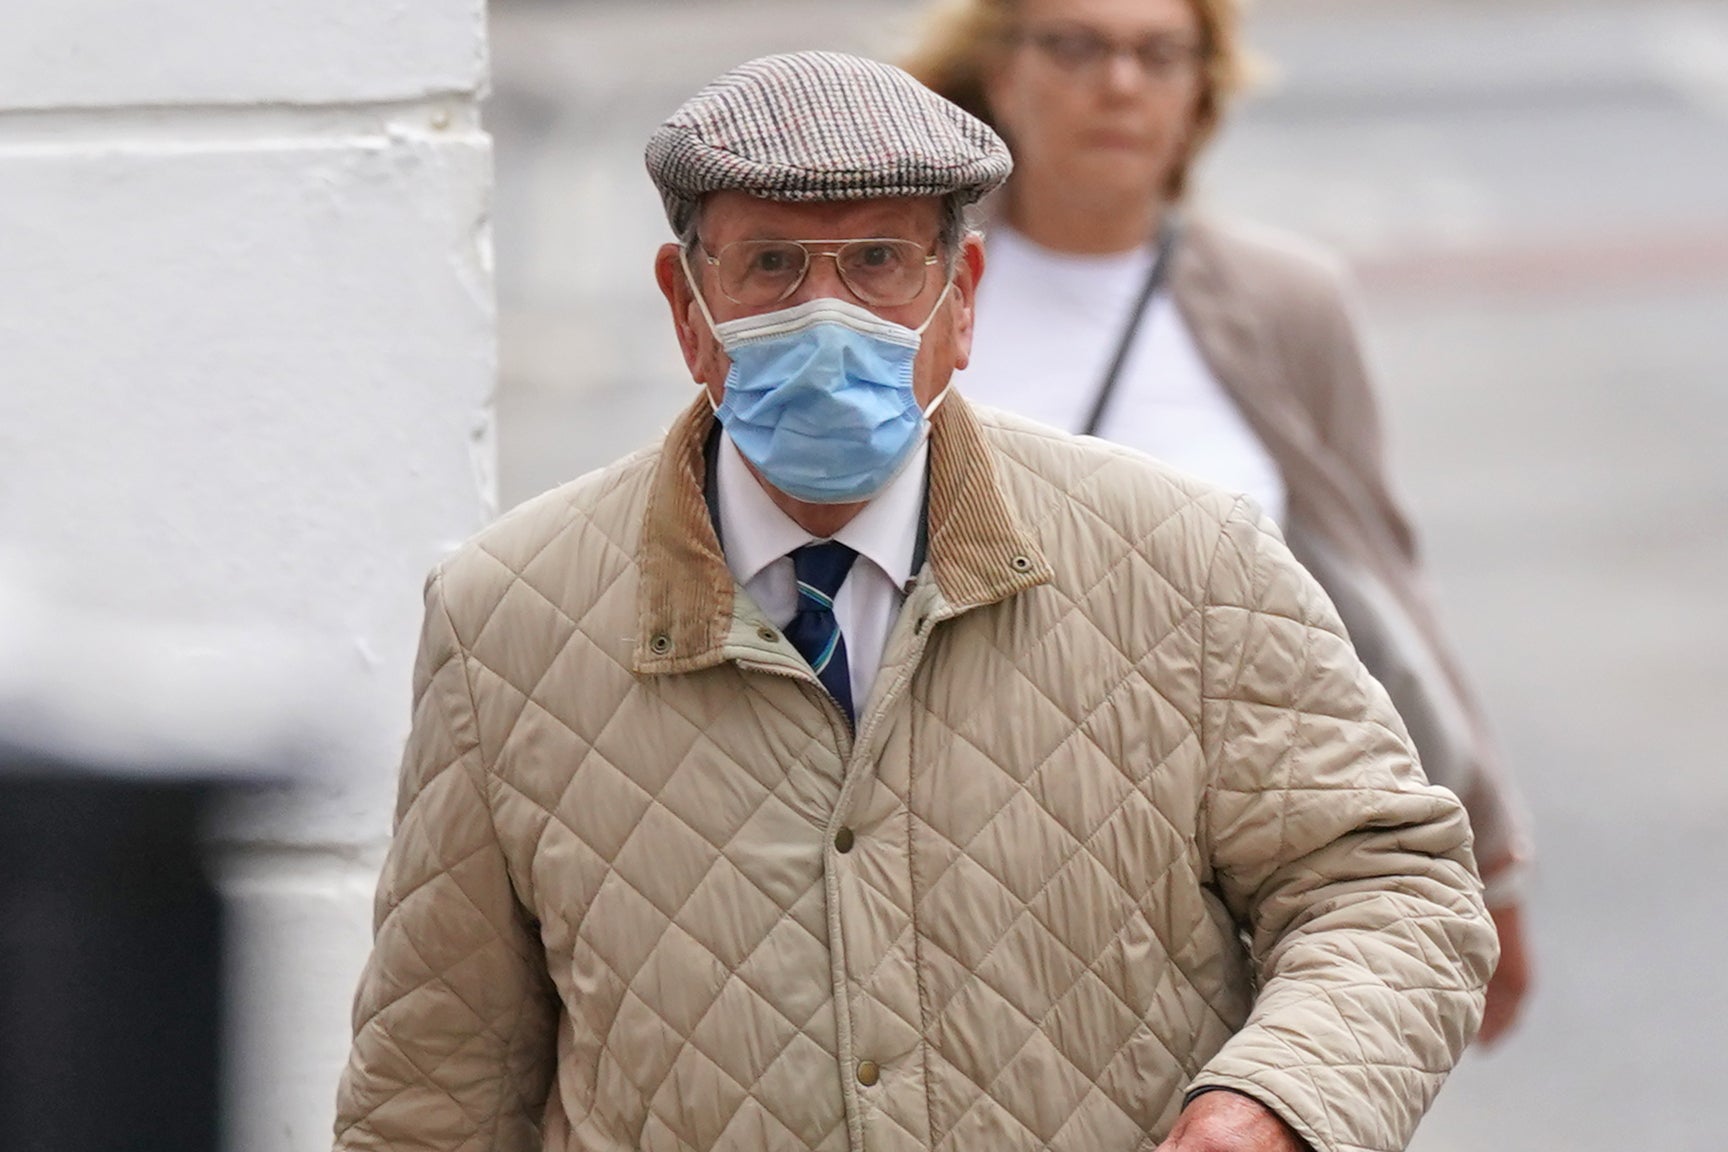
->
xmin=1030 ymin=27 xmax=1201 ymax=79
xmin=714 ymin=239 xmax=933 ymax=307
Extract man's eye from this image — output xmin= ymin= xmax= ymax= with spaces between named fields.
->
xmin=845 ymin=243 xmax=908 ymax=275
xmin=750 ymin=247 xmax=799 ymax=275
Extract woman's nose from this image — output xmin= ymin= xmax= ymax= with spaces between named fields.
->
xmin=1101 ymin=49 xmax=1146 ymax=98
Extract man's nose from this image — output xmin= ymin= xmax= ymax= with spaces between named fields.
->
xmin=792 ymin=252 xmax=854 ymax=304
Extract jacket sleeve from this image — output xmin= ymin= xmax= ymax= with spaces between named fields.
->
xmin=334 ymin=567 xmax=557 ymax=1151
xmin=1187 ymin=499 xmax=1498 ymax=1152
xmin=1290 ymin=268 xmax=1532 ymax=902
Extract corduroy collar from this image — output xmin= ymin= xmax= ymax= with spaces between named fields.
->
xmin=632 ymin=392 xmax=1051 ymax=675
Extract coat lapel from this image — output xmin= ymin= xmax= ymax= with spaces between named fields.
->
xmin=1171 ymin=215 xmax=1311 ymax=461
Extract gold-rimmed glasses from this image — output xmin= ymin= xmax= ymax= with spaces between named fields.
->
xmin=701 ymin=237 xmax=941 ymax=308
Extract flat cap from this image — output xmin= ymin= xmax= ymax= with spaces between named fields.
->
xmin=645 ymin=51 xmax=1012 ymax=234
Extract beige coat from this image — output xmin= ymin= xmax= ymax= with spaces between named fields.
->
xmin=1172 ymin=215 xmax=1530 ymax=896
xmin=334 ymin=396 xmax=1495 ymax=1152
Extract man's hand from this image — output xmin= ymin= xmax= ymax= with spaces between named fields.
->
xmin=1477 ymin=902 xmax=1532 ymax=1046
xmin=1155 ymin=1089 xmax=1311 ymax=1152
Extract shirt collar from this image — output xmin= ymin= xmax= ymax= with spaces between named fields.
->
xmin=633 ymin=394 xmax=1051 ymax=677
xmin=715 ymin=432 xmax=927 ymax=592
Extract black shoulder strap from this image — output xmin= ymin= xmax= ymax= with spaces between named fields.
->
xmin=702 ymin=417 xmax=724 ymax=549
xmin=1080 ymin=214 xmax=1184 ymax=438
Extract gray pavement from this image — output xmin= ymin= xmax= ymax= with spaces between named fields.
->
xmin=486 ymin=1 xmax=1728 ymax=1146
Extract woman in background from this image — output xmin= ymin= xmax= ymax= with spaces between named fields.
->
xmin=905 ymin=0 xmax=1532 ymax=1043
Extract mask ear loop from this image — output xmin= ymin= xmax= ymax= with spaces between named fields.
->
xmin=679 ymin=247 xmax=725 ymax=341
xmin=678 ymin=248 xmax=727 ymax=411
xmin=912 ymin=277 xmax=953 ymax=336
xmin=914 ymin=276 xmax=958 ymax=417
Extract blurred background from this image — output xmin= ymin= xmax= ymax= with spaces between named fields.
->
xmin=485 ymin=0 xmax=1728 ymax=1148
xmin=2 ymin=0 xmax=1723 ymax=1148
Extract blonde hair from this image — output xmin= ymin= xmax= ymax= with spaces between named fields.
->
xmin=901 ymin=0 xmax=1255 ymax=200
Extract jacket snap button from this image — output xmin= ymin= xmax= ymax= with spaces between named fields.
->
xmin=856 ymin=1060 xmax=879 ymax=1086
xmin=650 ymin=633 xmax=673 ymax=656
xmin=833 ymin=827 xmax=855 ymax=854
xmin=757 ymin=625 xmax=779 ymax=643
xmin=1011 ymin=554 xmax=1032 ymax=572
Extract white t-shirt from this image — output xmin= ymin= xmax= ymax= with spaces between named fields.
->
xmin=965 ymin=225 xmax=1287 ymax=525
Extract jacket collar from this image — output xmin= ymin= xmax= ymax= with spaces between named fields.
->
xmin=633 ymin=393 xmax=1051 ymax=675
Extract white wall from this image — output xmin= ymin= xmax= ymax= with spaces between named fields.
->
xmin=0 ymin=3 xmax=493 ymax=1149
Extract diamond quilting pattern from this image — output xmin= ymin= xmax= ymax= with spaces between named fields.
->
xmin=964 ymin=787 xmax=1083 ymax=905
xmin=674 ymin=853 xmax=802 ymax=974
xmin=334 ymin=404 xmax=1493 ymax=1152
xmin=610 ymin=802 xmax=725 ymax=918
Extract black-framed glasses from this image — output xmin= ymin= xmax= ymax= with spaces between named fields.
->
xmin=1023 ymin=25 xmax=1204 ymax=83
xmin=700 ymin=237 xmax=941 ymax=308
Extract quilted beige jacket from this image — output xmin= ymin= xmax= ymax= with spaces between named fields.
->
xmin=334 ymin=395 xmax=1495 ymax=1152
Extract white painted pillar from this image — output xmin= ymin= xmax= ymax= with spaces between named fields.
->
xmin=0 ymin=4 xmax=494 ymax=1150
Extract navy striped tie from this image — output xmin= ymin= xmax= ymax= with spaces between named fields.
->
xmin=785 ymin=541 xmax=858 ymax=723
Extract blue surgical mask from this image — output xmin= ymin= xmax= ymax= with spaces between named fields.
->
xmin=684 ymin=253 xmax=952 ymax=504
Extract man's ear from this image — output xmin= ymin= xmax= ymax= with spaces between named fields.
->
xmin=949 ymin=233 xmax=987 ymax=372
xmin=654 ymin=243 xmax=705 ymax=379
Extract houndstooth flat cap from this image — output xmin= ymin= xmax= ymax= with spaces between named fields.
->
xmin=645 ymin=51 xmax=1012 ymax=234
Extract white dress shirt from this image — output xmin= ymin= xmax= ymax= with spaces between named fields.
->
xmin=715 ymin=431 xmax=925 ymax=713
xmin=964 ymin=224 xmax=1287 ymax=525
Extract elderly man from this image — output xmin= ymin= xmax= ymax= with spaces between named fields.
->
xmin=334 ymin=52 xmax=1495 ymax=1152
